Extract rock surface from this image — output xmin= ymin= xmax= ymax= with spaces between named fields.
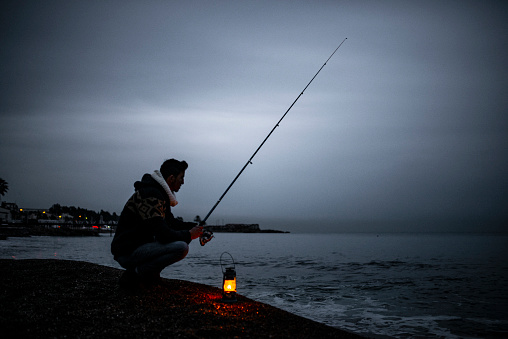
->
xmin=0 ymin=259 xmax=364 ymax=338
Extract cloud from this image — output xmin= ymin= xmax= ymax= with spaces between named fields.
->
xmin=1 ymin=1 xmax=507 ymax=232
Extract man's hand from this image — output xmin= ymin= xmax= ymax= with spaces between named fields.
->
xmin=189 ymin=225 xmax=204 ymax=240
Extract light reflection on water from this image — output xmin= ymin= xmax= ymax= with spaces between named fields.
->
xmin=1 ymin=233 xmax=507 ymax=338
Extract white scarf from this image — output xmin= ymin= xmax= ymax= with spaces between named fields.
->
xmin=151 ymin=170 xmax=178 ymax=207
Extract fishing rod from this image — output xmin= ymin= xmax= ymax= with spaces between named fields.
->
xmin=199 ymin=38 xmax=347 ymax=245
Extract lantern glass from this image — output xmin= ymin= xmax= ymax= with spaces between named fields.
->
xmin=223 ymin=277 xmax=236 ymax=293
xmin=222 ymin=267 xmax=237 ymax=302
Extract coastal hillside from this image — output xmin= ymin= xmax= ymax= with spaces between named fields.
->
xmin=205 ymin=223 xmax=289 ymax=233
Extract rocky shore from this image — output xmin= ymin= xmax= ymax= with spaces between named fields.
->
xmin=0 ymin=259 xmax=364 ymax=338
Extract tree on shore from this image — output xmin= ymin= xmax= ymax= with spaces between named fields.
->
xmin=0 ymin=178 xmax=8 ymax=199
xmin=48 ymin=203 xmax=119 ymax=223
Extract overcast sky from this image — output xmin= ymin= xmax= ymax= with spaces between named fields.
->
xmin=1 ymin=1 xmax=507 ymax=233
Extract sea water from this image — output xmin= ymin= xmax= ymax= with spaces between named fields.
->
xmin=1 ymin=232 xmax=507 ymax=338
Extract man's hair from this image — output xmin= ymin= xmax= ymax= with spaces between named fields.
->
xmin=160 ymin=158 xmax=188 ymax=180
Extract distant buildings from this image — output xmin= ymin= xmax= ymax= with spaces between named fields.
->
xmin=0 ymin=201 xmax=116 ymax=226
xmin=1 ymin=202 xmax=19 ymax=223
xmin=0 ymin=207 xmax=10 ymax=223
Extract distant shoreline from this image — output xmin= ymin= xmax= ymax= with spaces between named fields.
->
xmin=0 ymin=223 xmax=289 ymax=239
xmin=0 ymin=225 xmax=100 ymax=238
xmin=204 ymin=223 xmax=289 ymax=234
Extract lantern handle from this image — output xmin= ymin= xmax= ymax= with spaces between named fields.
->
xmin=220 ymin=251 xmax=236 ymax=273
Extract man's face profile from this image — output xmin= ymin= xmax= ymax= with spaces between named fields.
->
xmin=168 ymin=171 xmax=185 ymax=192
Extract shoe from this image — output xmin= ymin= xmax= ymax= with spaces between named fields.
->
xmin=118 ymin=269 xmax=141 ymax=290
xmin=139 ymin=272 xmax=162 ymax=288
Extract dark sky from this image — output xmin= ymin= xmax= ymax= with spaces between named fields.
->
xmin=1 ymin=1 xmax=507 ymax=233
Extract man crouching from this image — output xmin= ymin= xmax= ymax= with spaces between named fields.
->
xmin=111 ymin=158 xmax=203 ymax=289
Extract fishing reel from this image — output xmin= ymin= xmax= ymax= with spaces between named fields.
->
xmin=199 ymin=228 xmax=214 ymax=246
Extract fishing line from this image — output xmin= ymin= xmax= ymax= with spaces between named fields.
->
xmin=199 ymin=38 xmax=347 ymax=245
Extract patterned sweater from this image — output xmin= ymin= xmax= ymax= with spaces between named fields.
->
xmin=111 ymin=174 xmax=193 ymax=259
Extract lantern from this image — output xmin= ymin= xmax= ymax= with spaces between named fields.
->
xmin=220 ymin=252 xmax=237 ymax=303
